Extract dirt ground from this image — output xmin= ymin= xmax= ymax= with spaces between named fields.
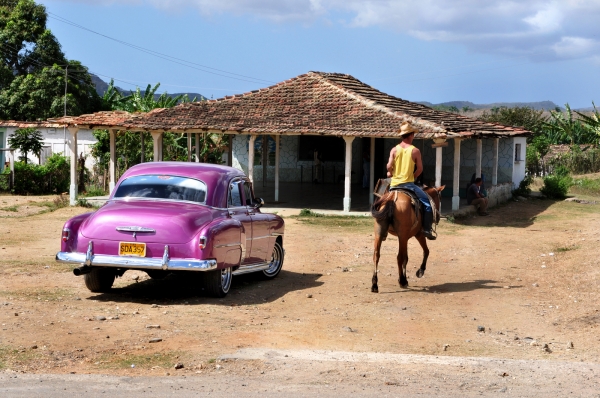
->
xmin=0 ymin=191 xmax=599 ymax=394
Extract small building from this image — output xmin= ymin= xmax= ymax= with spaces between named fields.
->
xmin=51 ymin=72 xmax=532 ymax=210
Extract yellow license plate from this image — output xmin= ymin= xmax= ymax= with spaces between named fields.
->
xmin=119 ymin=242 xmax=146 ymax=257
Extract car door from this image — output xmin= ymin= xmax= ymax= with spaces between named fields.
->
xmin=228 ymin=179 xmax=253 ymax=264
xmin=242 ymin=180 xmax=271 ymax=262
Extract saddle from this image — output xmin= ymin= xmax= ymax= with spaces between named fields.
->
xmin=373 ymin=178 xmax=439 ymax=228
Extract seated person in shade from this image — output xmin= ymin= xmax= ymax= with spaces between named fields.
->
xmin=467 ymin=177 xmax=489 ymax=216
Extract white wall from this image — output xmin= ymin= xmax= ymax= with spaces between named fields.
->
xmin=512 ymin=136 xmax=527 ymax=188
xmin=3 ymin=127 xmax=97 ymax=170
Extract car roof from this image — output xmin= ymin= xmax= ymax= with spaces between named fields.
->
xmin=115 ymin=162 xmax=248 ymax=208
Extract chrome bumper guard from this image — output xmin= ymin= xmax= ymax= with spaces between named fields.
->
xmin=56 ymin=242 xmax=217 ymax=272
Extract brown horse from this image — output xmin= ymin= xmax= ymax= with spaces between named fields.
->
xmin=370 ymin=184 xmax=445 ymax=293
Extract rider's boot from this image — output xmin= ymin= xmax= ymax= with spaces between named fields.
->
xmin=422 ymin=211 xmax=436 ymax=240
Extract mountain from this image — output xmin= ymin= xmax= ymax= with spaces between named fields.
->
xmin=90 ymin=74 xmax=206 ymax=101
xmin=417 ymin=100 xmax=561 ymax=111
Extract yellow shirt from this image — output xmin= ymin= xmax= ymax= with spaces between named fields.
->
xmin=391 ymin=144 xmax=415 ymax=186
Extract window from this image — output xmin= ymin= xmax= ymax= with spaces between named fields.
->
xmin=228 ymin=181 xmax=243 ymax=207
xmin=243 ymin=181 xmax=254 ymax=206
xmin=298 ymin=136 xmax=345 ymax=161
xmin=515 ymin=143 xmax=523 ymax=162
xmin=114 ymin=175 xmax=207 ymax=203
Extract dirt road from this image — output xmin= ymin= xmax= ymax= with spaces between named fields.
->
xmin=0 ymin=193 xmax=599 ymax=395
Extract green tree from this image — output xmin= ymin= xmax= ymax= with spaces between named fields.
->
xmin=8 ymin=127 xmax=42 ymax=163
xmin=0 ymin=0 xmax=101 ymax=120
xmin=478 ymin=106 xmax=547 ymax=133
xmin=575 ymin=102 xmax=600 ymax=145
xmin=544 ymin=104 xmax=596 ymax=145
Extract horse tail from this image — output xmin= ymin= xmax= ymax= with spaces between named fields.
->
xmin=371 ymin=193 xmax=395 ymax=223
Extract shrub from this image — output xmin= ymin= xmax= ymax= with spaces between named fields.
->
xmin=8 ymin=154 xmax=70 ymax=195
xmin=513 ymin=175 xmax=533 ymax=197
xmin=541 ymin=174 xmax=573 ymax=199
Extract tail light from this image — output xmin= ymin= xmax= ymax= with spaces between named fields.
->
xmin=199 ymin=236 xmax=207 ymax=250
xmin=62 ymin=228 xmax=71 ymax=242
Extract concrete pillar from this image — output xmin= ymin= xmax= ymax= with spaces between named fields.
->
xmin=150 ymin=131 xmax=163 ymax=161
xmin=187 ymin=133 xmax=192 ymax=162
xmin=452 ymin=138 xmax=461 ymax=211
xmin=492 ymin=138 xmax=499 ymax=186
xmin=275 ymin=135 xmax=280 ymax=202
xmin=140 ymin=132 xmax=145 ymax=163
xmin=68 ymin=127 xmax=79 ymax=205
xmin=228 ymin=135 xmax=233 ymax=167
xmin=248 ymin=135 xmax=256 ymax=183
xmin=109 ymin=129 xmax=116 ymax=194
xmin=369 ymin=137 xmax=375 ymax=205
xmin=343 ymin=136 xmax=355 ymax=212
xmin=195 ymin=134 xmax=200 ymax=162
xmin=435 ymin=146 xmax=443 ymax=187
xmin=476 ymin=138 xmax=482 ymax=179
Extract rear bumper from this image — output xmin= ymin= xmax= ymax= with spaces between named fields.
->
xmin=56 ymin=242 xmax=217 ymax=272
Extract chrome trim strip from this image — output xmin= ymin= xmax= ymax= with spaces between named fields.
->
xmin=232 ymin=262 xmax=270 ymax=276
xmin=108 ymin=198 xmax=228 ymax=211
xmin=250 ymin=235 xmax=271 ymax=240
xmin=214 ymin=242 xmax=242 ymax=248
xmin=56 ymin=251 xmax=217 ymax=271
xmin=116 ymin=226 xmax=156 ymax=233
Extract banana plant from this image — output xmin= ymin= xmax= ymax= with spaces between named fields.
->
xmin=575 ymin=102 xmax=600 ymax=145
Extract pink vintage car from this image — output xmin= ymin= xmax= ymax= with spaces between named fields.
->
xmin=56 ymin=162 xmax=285 ymax=297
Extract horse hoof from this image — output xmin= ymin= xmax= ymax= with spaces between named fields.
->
xmin=371 ymin=285 xmax=379 ymax=293
xmin=400 ymin=283 xmax=409 ymax=289
xmin=416 ymin=269 xmax=424 ymax=278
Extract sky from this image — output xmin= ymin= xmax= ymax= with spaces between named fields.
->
xmin=38 ymin=0 xmax=600 ymax=108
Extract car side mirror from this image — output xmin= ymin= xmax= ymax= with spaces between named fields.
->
xmin=254 ymin=198 xmax=264 ymax=208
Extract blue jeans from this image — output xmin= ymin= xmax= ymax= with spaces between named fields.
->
xmin=392 ymin=182 xmax=432 ymax=213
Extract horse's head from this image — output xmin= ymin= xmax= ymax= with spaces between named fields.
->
xmin=425 ymin=185 xmax=445 ymax=223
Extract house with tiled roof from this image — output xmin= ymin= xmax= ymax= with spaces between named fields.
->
xmin=51 ymin=72 xmax=532 ymax=211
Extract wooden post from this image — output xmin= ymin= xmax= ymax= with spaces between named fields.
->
xmin=187 ymin=133 xmax=192 ymax=162
xmin=476 ymin=138 xmax=482 ymax=179
xmin=195 ymin=133 xmax=200 ymax=163
xmin=343 ymin=136 xmax=355 ymax=212
xmin=228 ymin=135 xmax=233 ymax=166
xmin=109 ymin=129 xmax=117 ymax=194
xmin=68 ymin=127 xmax=79 ymax=205
xmin=275 ymin=135 xmax=280 ymax=202
xmin=492 ymin=138 xmax=499 ymax=186
xmin=140 ymin=132 xmax=145 ymax=163
xmin=248 ymin=135 xmax=256 ymax=183
xmin=452 ymin=138 xmax=461 ymax=211
xmin=369 ymin=137 xmax=375 ymax=205
xmin=262 ymin=135 xmax=267 ymax=187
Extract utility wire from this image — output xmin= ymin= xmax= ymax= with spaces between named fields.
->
xmin=48 ymin=12 xmax=275 ymax=85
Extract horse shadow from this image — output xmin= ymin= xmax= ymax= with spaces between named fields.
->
xmin=380 ymin=279 xmax=520 ymax=294
xmin=451 ymin=199 xmax=557 ymax=228
xmin=86 ymin=270 xmax=323 ymax=306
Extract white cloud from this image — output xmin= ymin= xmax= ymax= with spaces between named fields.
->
xmin=57 ymin=0 xmax=600 ymax=62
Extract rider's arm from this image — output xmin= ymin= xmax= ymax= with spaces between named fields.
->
xmin=412 ymin=147 xmax=423 ymax=178
xmin=386 ymin=147 xmax=397 ymax=177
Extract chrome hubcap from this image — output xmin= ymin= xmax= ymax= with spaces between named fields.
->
xmin=220 ymin=267 xmax=232 ymax=292
xmin=264 ymin=244 xmax=282 ymax=276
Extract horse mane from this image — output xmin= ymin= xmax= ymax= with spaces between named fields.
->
xmin=371 ymin=192 xmax=395 ymax=222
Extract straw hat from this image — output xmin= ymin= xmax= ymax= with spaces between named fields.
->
xmin=398 ymin=121 xmax=418 ymax=136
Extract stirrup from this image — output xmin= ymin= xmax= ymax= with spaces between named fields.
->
xmin=422 ymin=229 xmax=436 ymax=240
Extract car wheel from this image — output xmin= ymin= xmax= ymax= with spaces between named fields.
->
xmin=263 ymin=241 xmax=284 ymax=279
xmin=84 ymin=268 xmax=116 ymax=292
xmin=203 ymin=266 xmax=232 ymax=298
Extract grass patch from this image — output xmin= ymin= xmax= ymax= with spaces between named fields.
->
xmin=0 ymin=345 xmax=43 ymax=369
xmin=0 ymin=205 xmax=18 ymax=212
xmin=553 ymin=245 xmax=579 ymax=253
xmin=293 ymin=213 xmax=372 ymax=228
xmin=298 ymin=208 xmax=324 ymax=217
xmin=96 ymin=352 xmax=181 ymax=370
xmin=571 ymin=176 xmax=600 ymax=196
xmin=0 ymin=288 xmax=74 ymax=302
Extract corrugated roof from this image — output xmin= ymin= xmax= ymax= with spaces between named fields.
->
xmin=49 ymin=72 xmax=532 ymax=139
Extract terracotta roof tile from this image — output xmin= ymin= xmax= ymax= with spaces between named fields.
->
xmin=48 ymin=72 xmax=532 ymax=139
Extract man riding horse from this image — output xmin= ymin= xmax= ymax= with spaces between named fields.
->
xmin=386 ymin=121 xmax=436 ymax=240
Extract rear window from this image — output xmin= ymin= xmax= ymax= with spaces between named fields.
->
xmin=114 ymin=175 xmax=207 ymax=204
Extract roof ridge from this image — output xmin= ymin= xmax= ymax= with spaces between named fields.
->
xmin=312 ymin=72 xmax=447 ymax=134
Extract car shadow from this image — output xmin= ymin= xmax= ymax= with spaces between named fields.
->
xmin=87 ymin=270 xmax=323 ymax=306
